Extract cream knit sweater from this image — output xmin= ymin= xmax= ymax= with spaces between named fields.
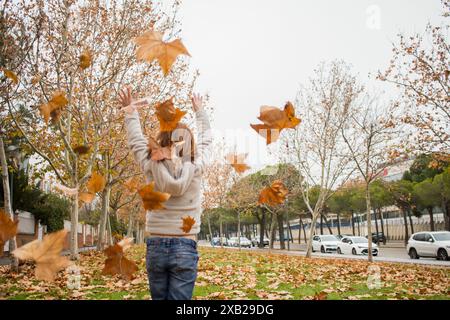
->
xmin=125 ymin=109 xmax=212 ymax=236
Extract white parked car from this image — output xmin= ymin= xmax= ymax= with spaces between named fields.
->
xmin=337 ymin=236 xmax=378 ymax=256
xmin=407 ymin=231 xmax=450 ymax=261
xmin=228 ymin=237 xmax=252 ymax=248
xmin=312 ymin=235 xmax=340 ymax=253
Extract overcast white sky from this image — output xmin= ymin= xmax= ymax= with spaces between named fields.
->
xmin=175 ymin=0 xmax=446 ymax=170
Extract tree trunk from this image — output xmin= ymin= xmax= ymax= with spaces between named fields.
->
xmin=365 ymin=184 xmax=373 ymax=262
xmin=277 ymin=213 xmax=285 ymax=250
xmin=219 ymin=214 xmax=223 ymax=247
xmin=336 ymin=212 xmax=341 ymax=236
xmin=298 ymin=216 xmax=302 ymax=244
xmin=259 ymin=208 xmax=266 ymax=248
xmin=427 ymin=207 xmax=435 ymax=231
xmin=319 ymin=214 xmax=324 ymax=235
xmin=407 ymin=209 xmax=415 ymax=235
xmin=207 ymin=211 xmax=213 ymax=243
xmin=378 ymin=208 xmax=385 ymax=243
xmin=70 ymin=194 xmax=79 ymax=260
xmin=237 ymin=211 xmax=241 ymax=250
xmin=97 ymin=184 xmax=111 ymax=251
xmin=127 ymin=214 xmax=133 ymax=237
xmin=373 ymin=208 xmax=379 ymax=238
xmin=302 ymin=218 xmax=307 ymax=243
xmin=107 ymin=213 xmax=113 ymax=245
xmin=305 ymin=211 xmax=319 ymax=257
xmin=357 ymin=213 xmax=361 ymax=236
xmin=0 ymin=137 xmax=18 ymax=270
xmin=269 ymin=212 xmax=276 ymax=250
xmin=351 ymin=211 xmax=355 ymax=236
xmin=402 ymin=208 xmax=409 ymax=246
xmin=442 ymin=200 xmax=450 ymax=231
xmin=322 ymin=214 xmax=333 ymax=234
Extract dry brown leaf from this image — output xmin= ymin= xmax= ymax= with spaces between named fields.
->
xmin=138 ymin=182 xmax=171 ymax=210
xmin=79 ymin=50 xmax=92 ymax=69
xmin=39 ymin=91 xmax=69 ymax=124
xmin=79 ymin=192 xmax=95 ymax=203
xmin=102 ymin=239 xmax=138 ymax=280
xmin=251 ymin=102 xmax=300 ymax=144
xmin=134 ymin=30 xmax=190 ymax=75
xmin=12 ymin=230 xmax=71 ymax=282
xmin=225 ymin=153 xmax=251 ymax=173
xmin=155 ymin=98 xmax=187 ymax=132
xmin=86 ymin=172 xmax=106 ymax=194
xmin=180 ymin=216 xmax=195 ymax=233
xmin=258 ymin=180 xmax=289 ymax=206
xmin=0 ymin=209 xmax=18 ymax=257
xmin=2 ymin=68 xmax=19 ymax=84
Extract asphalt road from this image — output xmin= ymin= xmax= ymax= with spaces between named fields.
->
xmin=198 ymin=241 xmax=450 ymax=267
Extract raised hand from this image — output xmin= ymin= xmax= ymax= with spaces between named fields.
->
xmin=118 ymin=87 xmax=133 ymax=108
xmin=191 ymin=93 xmax=203 ymax=112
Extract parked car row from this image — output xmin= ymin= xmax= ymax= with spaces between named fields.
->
xmin=312 ymin=234 xmax=379 ymax=256
xmin=210 ymin=236 xmax=270 ymax=248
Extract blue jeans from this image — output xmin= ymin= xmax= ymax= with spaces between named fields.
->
xmin=145 ymin=237 xmax=199 ymax=300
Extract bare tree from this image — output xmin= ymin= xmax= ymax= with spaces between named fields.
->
xmin=282 ymin=61 xmax=359 ymax=258
xmin=341 ymin=95 xmax=401 ymax=262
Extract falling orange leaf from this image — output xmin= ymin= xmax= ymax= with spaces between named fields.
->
xmin=12 ymin=230 xmax=71 ymax=282
xmin=155 ymin=98 xmax=186 ymax=132
xmin=134 ymin=30 xmax=190 ymax=75
xmin=251 ymin=102 xmax=300 ymax=145
xmin=0 ymin=209 xmax=18 ymax=257
xmin=180 ymin=216 xmax=195 ymax=233
xmin=79 ymin=192 xmax=95 ymax=203
xmin=225 ymin=153 xmax=251 ymax=173
xmin=138 ymin=182 xmax=171 ymax=210
xmin=2 ymin=68 xmax=19 ymax=84
xmin=79 ymin=49 xmax=92 ymax=69
xmin=87 ymin=172 xmax=106 ymax=194
xmin=258 ymin=180 xmax=289 ymax=206
xmin=39 ymin=91 xmax=69 ymax=124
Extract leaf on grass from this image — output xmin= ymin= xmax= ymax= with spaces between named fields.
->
xmin=180 ymin=216 xmax=195 ymax=233
xmin=12 ymin=230 xmax=71 ymax=282
xmin=313 ymin=291 xmax=328 ymax=300
xmin=155 ymin=98 xmax=187 ymax=132
xmin=225 ymin=153 xmax=251 ymax=173
xmin=39 ymin=91 xmax=69 ymax=124
xmin=251 ymin=102 xmax=300 ymax=144
xmin=73 ymin=145 xmax=90 ymax=155
xmin=1 ymin=68 xmax=19 ymax=84
xmin=79 ymin=50 xmax=92 ymax=69
xmin=0 ymin=209 xmax=18 ymax=257
xmin=134 ymin=30 xmax=190 ymax=75
xmin=258 ymin=180 xmax=289 ymax=206
xmin=102 ymin=238 xmax=138 ymax=280
xmin=138 ymin=182 xmax=170 ymax=210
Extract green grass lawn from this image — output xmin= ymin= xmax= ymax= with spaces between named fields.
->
xmin=0 ymin=246 xmax=449 ymax=300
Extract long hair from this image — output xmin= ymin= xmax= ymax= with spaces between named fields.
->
xmin=157 ymin=122 xmax=195 ymax=163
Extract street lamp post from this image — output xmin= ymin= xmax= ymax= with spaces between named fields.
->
xmin=5 ymin=145 xmax=21 ymax=215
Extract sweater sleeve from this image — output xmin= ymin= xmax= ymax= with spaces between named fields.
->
xmin=150 ymin=160 xmax=195 ymax=196
xmin=125 ymin=110 xmax=151 ymax=173
xmin=193 ymin=109 xmax=213 ymax=174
